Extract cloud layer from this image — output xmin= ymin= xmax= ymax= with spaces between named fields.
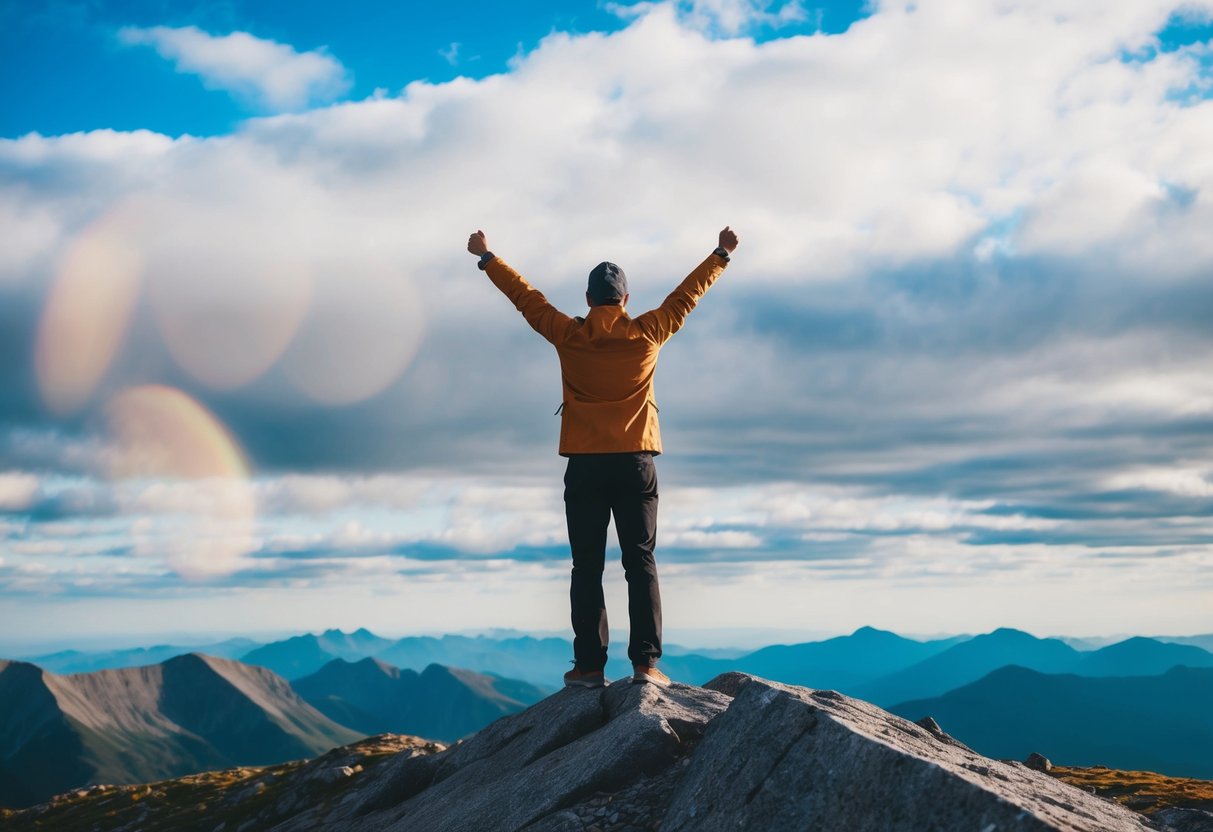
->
xmin=117 ymin=25 xmax=352 ymax=112
xmin=2 ymin=0 xmax=1213 ymax=636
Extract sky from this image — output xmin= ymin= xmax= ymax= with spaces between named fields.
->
xmin=2 ymin=0 xmax=1213 ymax=651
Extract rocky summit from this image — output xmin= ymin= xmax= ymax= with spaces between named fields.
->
xmin=7 ymin=672 xmax=1202 ymax=831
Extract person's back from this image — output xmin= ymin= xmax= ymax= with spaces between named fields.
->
xmin=468 ymin=227 xmax=740 ymax=687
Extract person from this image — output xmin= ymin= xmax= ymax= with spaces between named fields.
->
xmin=467 ymin=226 xmax=740 ymax=688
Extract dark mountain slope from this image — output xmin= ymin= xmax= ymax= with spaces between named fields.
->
xmin=1079 ymin=636 xmax=1213 ymax=676
xmin=729 ymin=626 xmax=966 ymax=690
xmin=856 ymin=627 xmax=1081 ymax=705
xmin=890 ymin=665 xmax=1213 ymax=778
xmin=293 ymin=658 xmax=546 ymax=741
xmin=240 ymin=628 xmax=394 ymax=680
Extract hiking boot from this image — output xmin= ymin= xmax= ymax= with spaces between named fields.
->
xmin=632 ymin=665 xmax=671 ymax=687
xmin=564 ymin=666 xmax=607 ymax=688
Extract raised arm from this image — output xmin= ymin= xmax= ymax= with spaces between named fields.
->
xmin=635 ymin=226 xmax=740 ymax=345
xmin=468 ymin=230 xmax=574 ymax=346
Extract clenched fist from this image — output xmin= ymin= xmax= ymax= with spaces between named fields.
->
xmin=718 ymin=226 xmax=739 ymax=253
xmin=467 ymin=229 xmax=489 ymax=257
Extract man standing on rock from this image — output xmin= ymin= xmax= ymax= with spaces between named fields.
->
xmin=468 ymin=227 xmax=739 ymax=689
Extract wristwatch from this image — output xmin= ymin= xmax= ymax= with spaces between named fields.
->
xmin=477 ymin=251 xmax=496 ymax=270
xmin=713 ymin=246 xmax=731 ymax=262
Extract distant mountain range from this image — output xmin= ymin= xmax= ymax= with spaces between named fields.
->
xmin=890 ymin=665 xmax=1213 ymax=778
xmin=27 ymin=637 xmax=260 ymax=675
xmin=854 ymin=628 xmax=1213 ymax=706
xmin=293 ymin=658 xmax=548 ymax=742
xmin=0 ymin=654 xmax=360 ymax=809
xmin=25 ymin=627 xmax=1213 ymax=694
xmin=6 ymin=625 xmax=1212 ymax=808
xmin=242 ymin=628 xmax=394 ymax=679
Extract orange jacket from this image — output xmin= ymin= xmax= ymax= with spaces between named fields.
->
xmin=485 ymin=252 xmax=729 ymax=455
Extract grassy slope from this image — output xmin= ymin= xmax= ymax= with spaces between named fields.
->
xmin=0 ymin=734 xmax=444 ymax=832
xmin=1049 ymin=765 xmax=1213 ymax=814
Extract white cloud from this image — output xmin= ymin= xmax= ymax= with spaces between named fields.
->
xmin=1104 ymin=467 xmax=1213 ymax=497
xmin=609 ymin=0 xmax=807 ymax=36
xmin=117 ymin=25 xmax=351 ymax=112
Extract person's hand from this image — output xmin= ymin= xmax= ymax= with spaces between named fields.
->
xmin=467 ymin=229 xmax=489 ymax=257
xmin=718 ymin=226 xmax=739 ymax=253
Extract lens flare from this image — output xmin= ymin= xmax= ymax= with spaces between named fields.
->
xmin=281 ymin=261 xmax=425 ymax=405
xmin=144 ymin=197 xmax=313 ymax=391
xmin=104 ymin=385 xmax=256 ymax=578
xmin=104 ymin=384 xmax=248 ymax=479
xmin=35 ymin=210 xmax=143 ymax=415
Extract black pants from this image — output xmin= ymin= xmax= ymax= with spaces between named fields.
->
xmin=564 ymin=452 xmax=662 ymax=672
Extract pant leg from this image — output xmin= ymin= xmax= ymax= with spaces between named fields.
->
xmin=564 ymin=456 xmax=611 ymax=672
xmin=610 ymin=453 xmax=662 ymax=668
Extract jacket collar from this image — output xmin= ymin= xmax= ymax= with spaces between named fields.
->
xmin=587 ymin=304 xmax=628 ymax=319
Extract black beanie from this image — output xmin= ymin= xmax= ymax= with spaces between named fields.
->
xmin=587 ymin=261 xmax=628 ymax=304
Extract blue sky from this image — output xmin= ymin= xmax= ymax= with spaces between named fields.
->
xmin=1 ymin=0 xmax=868 ymax=137
xmin=2 ymin=0 xmax=1213 ymax=649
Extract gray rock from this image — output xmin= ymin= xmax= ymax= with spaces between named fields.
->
xmin=915 ymin=715 xmax=944 ymax=734
xmin=913 ymin=713 xmax=976 ymax=752
xmin=603 ymin=676 xmax=732 ymax=743
xmin=701 ymin=671 xmax=753 ymax=698
xmin=1154 ymin=807 xmax=1213 ymax=832
xmin=1026 ymin=752 xmax=1054 ymax=772
xmin=659 ymin=676 xmax=1156 ymax=832
xmin=318 ymin=681 xmax=729 ymax=832
xmin=520 ymin=809 xmax=586 ymax=832
xmin=17 ymin=672 xmax=1177 ymax=832
xmin=310 ymin=765 xmax=356 ymax=784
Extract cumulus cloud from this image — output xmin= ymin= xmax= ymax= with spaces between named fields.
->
xmin=3 ymin=0 xmax=1213 ymax=632
xmin=116 ymin=25 xmax=351 ymax=112
xmin=610 ymin=0 xmax=808 ymax=36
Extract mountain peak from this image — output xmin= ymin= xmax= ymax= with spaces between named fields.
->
xmin=16 ymin=673 xmax=1156 ymax=830
xmin=161 ymin=651 xmax=214 ymax=670
xmin=419 ymin=662 xmax=455 ymax=680
xmin=355 ymin=655 xmax=398 ymax=674
xmin=0 ymin=653 xmax=361 ymax=809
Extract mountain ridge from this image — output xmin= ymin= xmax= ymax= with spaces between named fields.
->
xmin=0 ymin=653 xmax=362 ymax=808
xmin=3 ymin=672 xmax=1174 ymax=831
xmin=855 ymin=629 xmax=1213 ymax=706
xmin=292 ymin=657 xmax=547 ymax=742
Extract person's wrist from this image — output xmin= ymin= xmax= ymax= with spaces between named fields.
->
xmin=713 ymin=246 xmax=731 ymax=262
xmin=477 ymin=251 xmax=495 ymax=270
